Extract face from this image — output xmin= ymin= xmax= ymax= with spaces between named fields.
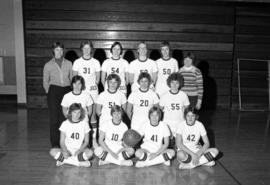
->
xmin=161 ymin=46 xmax=170 ymax=59
xmin=184 ymin=57 xmax=193 ymax=67
xmin=139 ymin=77 xmax=150 ymax=90
xmin=54 ymin=47 xmax=64 ymax=59
xmin=73 ymin=80 xmax=82 ymax=92
xmin=186 ymin=112 xmax=196 ymax=126
xmin=170 ymin=80 xmax=180 ymax=92
xmin=137 ymin=43 xmax=147 ymax=57
xmin=150 ymin=111 xmax=160 ymax=125
xmin=112 ymin=44 xmax=121 ymax=58
xmin=108 ymin=78 xmax=119 ymax=91
xmin=71 ymin=109 xmax=81 ymax=122
xmin=82 ymin=44 xmax=91 ymax=56
xmin=112 ymin=111 xmax=122 ymax=123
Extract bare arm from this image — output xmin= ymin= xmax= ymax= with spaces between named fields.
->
xmin=196 ymin=135 xmax=210 ymax=157
xmin=126 ymin=102 xmax=133 ymax=120
xmin=95 ymin=71 xmax=101 ymax=85
xmin=125 ymin=72 xmax=129 ymax=85
xmin=60 ymin=132 xmax=70 ymax=158
xmin=62 ymin=107 xmax=68 ymax=118
xmin=99 ymin=131 xmax=118 ymax=158
xmin=95 ymin=104 xmax=102 ymax=117
xmin=86 ymin=105 xmax=93 ymax=119
xmin=176 ymin=133 xmax=197 ymax=157
xmin=152 ymin=71 xmax=158 ymax=85
xmin=101 ymin=71 xmax=107 ymax=88
xmin=129 ymin=73 xmax=134 ymax=85
xmin=43 ymin=65 xmax=50 ymax=93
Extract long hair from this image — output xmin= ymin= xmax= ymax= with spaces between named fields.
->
xmin=67 ymin=103 xmax=85 ymax=122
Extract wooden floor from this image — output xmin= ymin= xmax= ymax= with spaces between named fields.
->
xmin=0 ymin=107 xmax=269 ymax=185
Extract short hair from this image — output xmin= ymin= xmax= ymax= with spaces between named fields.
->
xmin=80 ymin=40 xmax=94 ymax=52
xmin=137 ymin=72 xmax=151 ymax=84
xmin=137 ymin=41 xmax=147 ymax=49
xmin=184 ymin=52 xmax=195 ymax=61
xmin=110 ymin=105 xmax=123 ymax=116
xmin=166 ymin=72 xmax=184 ymax=89
xmin=67 ymin=103 xmax=85 ymax=122
xmin=160 ymin=41 xmax=171 ymax=50
xmin=110 ymin=42 xmax=123 ymax=55
xmin=71 ymin=75 xmax=86 ymax=91
xmin=107 ymin=73 xmax=121 ymax=89
xmin=148 ymin=106 xmax=163 ymax=122
xmin=184 ymin=106 xmax=199 ymax=120
xmin=52 ymin=42 xmax=64 ymax=56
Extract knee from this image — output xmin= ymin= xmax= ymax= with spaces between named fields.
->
xmin=49 ymin=148 xmax=60 ymax=157
xmin=135 ymin=149 xmax=144 ymax=158
xmin=210 ymin=148 xmax=219 ymax=157
xmin=94 ymin=146 xmax=104 ymax=157
xmin=167 ymin=149 xmax=175 ymax=158
xmin=84 ymin=148 xmax=94 ymax=159
xmin=126 ymin=147 xmax=135 ymax=156
xmin=177 ymin=151 xmax=186 ymax=161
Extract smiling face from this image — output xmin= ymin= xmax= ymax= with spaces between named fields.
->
xmin=150 ymin=111 xmax=160 ymax=126
xmin=112 ymin=44 xmax=121 ymax=59
xmin=53 ymin=47 xmax=64 ymax=59
xmin=161 ymin=45 xmax=170 ymax=59
xmin=112 ymin=110 xmax=122 ymax=124
xmin=82 ymin=44 xmax=91 ymax=57
xmin=137 ymin=43 xmax=147 ymax=58
xmin=108 ymin=78 xmax=119 ymax=92
xmin=139 ymin=77 xmax=150 ymax=90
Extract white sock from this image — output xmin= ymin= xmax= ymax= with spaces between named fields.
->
xmin=198 ymin=151 xmax=216 ymax=166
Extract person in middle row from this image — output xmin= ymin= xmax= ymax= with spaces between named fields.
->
xmin=128 ymin=41 xmax=158 ymax=92
xmin=96 ymin=74 xmax=127 ymax=127
xmin=127 ymin=72 xmax=159 ymax=132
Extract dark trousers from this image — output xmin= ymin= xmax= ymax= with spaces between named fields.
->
xmin=188 ymin=96 xmax=198 ymax=109
xmin=47 ymin=85 xmax=71 ymax=148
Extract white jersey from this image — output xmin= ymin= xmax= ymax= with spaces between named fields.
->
xmin=61 ymin=90 xmax=94 ymax=121
xmin=102 ymin=58 xmax=129 ymax=93
xmin=176 ymin=120 xmax=207 ymax=151
xmin=59 ymin=120 xmax=90 ymax=155
xmin=128 ymin=58 xmax=158 ymax=91
xmin=128 ymin=89 xmax=159 ymax=131
xmin=138 ymin=121 xmax=170 ymax=153
xmin=159 ymin=90 xmax=189 ymax=135
xmin=96 ymin=90 xmax=127 ymax=125
xmin=155 ymin=57 xmax=179 ymax=96
xmin=100 ymin=119 xmax=128 ymax=153
xmin=73 ymin=57 xmax=101 ymax=100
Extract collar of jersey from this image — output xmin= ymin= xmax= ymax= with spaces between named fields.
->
xmin=138 ymin=58 xmax=148 ymax=62
xmin=169 ymin=90 xmax=179 ymax=95
xmin=107 ymin=89 xmax=117 ymax=94
xmin=72 ymin=91 xmax=82 ymax=96
xmin=139 ymin=88 xmax=149 ymax=93
xmin=82 ymin=56 xmax=92 ymax=61
xmin=162 ymin=57 xmax=171 ymax=61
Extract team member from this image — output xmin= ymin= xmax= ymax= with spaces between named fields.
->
xmin=176 ymin=107 xmax=219 ymax=169
xmin=159 ymin=73 xmax=190 ymax=137
xmin=155 ymin=41 xmax=179 ymax=97
xmin=43 ymin=42 xmax=73 ymax=148
xmin=127 ymin=72 xmax=159 ymax=131
xmin=179 ymin=52 xmax=203 ymax=110
xmin=94 ymin=105 xmax=134 ymax=166
xmin=101 ymin=42 xmax=129 ymax=95
xmin=96 ymin=74 xmax=127 ymax=127
xmin=135 ymin=106 xmax=175 ymax=167
xmin=49 ymin=103 xmax=93 ymax=167
xmin=128 ymin=41 xmax=158 ymax=91
xmin=73 ymin=40 xmax=101 ymax=147
xmin=61 ymin=75 xmax=93 ymax=122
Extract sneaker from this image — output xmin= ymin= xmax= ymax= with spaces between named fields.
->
xmin=202 ymin=161 xmax=215 ymax=166
xmin=56 ymin=161 xmax=64 ymax=166
xmin=79 ymin=161 xmax=91 ymax=167
xmin=163 ymin=160 xmax=171 ymax=166
xmin=135 ymin=161 xmax=147 ymax=168
xmin=98 ymin=160 xmax=110 ymax=166
xmin=121 ymin=160 xmax=133 ymax=166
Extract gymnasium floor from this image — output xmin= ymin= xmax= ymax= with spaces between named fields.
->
xmin=0 ymin=107 xmax=269 ymax=185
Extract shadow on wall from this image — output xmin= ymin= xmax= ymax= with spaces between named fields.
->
xmin=123 ymin=50 xmax=135 ymax=63
xmin=65 ymin=50 xmax=79 ymax=64
xmin=172 ymin=49 xmax=184 ymax=67
xmin=197 ymin=60 xmax=217 ymax=110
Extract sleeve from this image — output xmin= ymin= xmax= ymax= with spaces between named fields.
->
xmin=43 ymin=63 xmax=50 ymax=93
xmin=127 ymin=92 xmax=134 ymax=104
xmin=101 ymin=60 xmax=108 ymax=72
xmin=95 ymin=59 xmax=101 ymax=72
xmin=176 ymin=122 xmax=183 ymax=135
xmin=84 ymin=121 xmax=91 ymax=133
xmin=59 ymin=121 xmax=67 ymax=132
xmin=152 ymin=60 xmax=158 ymax=73
xmin=183 ymin=92 xmax=190 ymax=106
xmin=61 ymin=94 xmax=69 ymax=107
xmin=174 ymin=59 xmax=179 ymax=72
xmin=96 ymin=93 xmax=104 ymax=105
xmin=72 ymin=60 xmax=79 ymax=71
xmin=199 ymin=122 xmax=207 ymax=137
xmin=196 ymin=68 xmax=203 ymax=100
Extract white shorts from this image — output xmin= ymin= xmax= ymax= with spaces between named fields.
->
xmin=141 ymin=141 xmax=159 ymax=153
